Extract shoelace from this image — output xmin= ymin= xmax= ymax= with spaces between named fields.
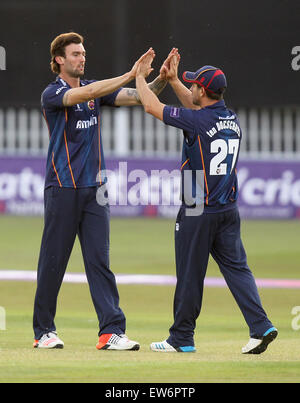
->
xmin=108 ymin=334 xmax=128 ymax=344
xmin=38 ymin=332 xmax=58 ymax=343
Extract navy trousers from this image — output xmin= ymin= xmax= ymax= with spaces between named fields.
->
xmin=167 ymin=206 xmax=274 ymax=348
xmin=33 ymin=186 xmax=126 ymax=340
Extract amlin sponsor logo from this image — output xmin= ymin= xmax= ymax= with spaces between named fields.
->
xmin=76 ymin=116 xmax=97 ymax=129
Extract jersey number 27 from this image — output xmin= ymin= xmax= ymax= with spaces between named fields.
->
xmin=210 ymin=139 xmax=240 ymax=176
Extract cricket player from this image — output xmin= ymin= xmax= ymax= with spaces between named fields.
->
xmin=33 ymin=33 xmax=169 ymax=350
xmin=135 ymin=48 xmax=277 ymax=354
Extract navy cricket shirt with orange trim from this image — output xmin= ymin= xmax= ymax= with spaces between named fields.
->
xmin=163 ymin=100 xmax=241 ymax=213
xmin=41 ymin=76 xmax=121 ymax=189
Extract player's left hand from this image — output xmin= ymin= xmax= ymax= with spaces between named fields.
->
xmin=130 ymin=48 xmax=155 ymax=79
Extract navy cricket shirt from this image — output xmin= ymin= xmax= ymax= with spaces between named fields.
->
xmin=41 ymin=76 xmax=121 ymax=189
xmin=163 ymin=100 xmax=242 ymax=213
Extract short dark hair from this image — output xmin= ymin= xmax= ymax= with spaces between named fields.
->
xmin=203 ymin=86 xmax=226 ymax=101
xmin=50 ymin=32 xmax=84 ymax=74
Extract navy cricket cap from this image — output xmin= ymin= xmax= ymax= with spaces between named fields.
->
xmin=182 ymin=65 xmax=227 ymax=94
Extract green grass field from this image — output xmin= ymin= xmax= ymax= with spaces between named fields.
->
xmin=0 ymin=216 xmax=300 ymax=383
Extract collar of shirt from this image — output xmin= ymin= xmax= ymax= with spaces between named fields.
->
xmin=56 ymin=75 xmax=87 ymax=88
xmin=202 ymin=99 xmax=226 ymax=110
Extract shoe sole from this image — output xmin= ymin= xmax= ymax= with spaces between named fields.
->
xmin=97 ymin=343 xmax=140 ymax=351
xmin=244 ymin=330 xmax=278 ymax=354
xmin=176 ymin=346 xmax=196 ymax=353
xmin=33 ymin=343 xmax=64 ymax=349
xmin=34 ymin=345 xmax=64 ymax=349
xmin=150 ymin=345 xmax=196 ymax=353
xmin=151 ymin=348 xmax=176 ymax=352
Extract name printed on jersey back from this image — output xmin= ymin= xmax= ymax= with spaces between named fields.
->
xmin=206 ymin=119 xmax=241 ymax=138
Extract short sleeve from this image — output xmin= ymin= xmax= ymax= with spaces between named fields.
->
xmin=41 ymin=84 xmax=69 ymax=110
xmin=163 ymin=106 xmax=196 ymax=133
xmin=82 ymin=80 xmax=121 ymax=106
xmin=99 ymin=88 xmax=122 ymax=107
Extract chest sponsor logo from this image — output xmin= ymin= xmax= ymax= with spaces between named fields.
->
xmin=76 ymin=116 xmax=97 ymax=129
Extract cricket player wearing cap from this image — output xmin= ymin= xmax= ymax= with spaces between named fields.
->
xmin=136 ymin=48 xmax=277 ymax=354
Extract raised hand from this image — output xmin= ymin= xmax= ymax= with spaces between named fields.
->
xmin=131 ymin=48 xmax=156 ymax=79
xmin=136 ymin=49 xmax=156 ymax=78
xmin=159 ymin=48 xmax=181 ymax=81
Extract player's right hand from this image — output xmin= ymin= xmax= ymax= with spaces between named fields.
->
xmin=136 ymin=51 xmax=155 ymax=79
xmin=160 ymin=48 xmax=181 ymax=81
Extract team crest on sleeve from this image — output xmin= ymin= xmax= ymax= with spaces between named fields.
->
xmin=170 ymin=107 xmax=180 ymax=118
xmin=87 ymin=100 xmax=95 ymax=110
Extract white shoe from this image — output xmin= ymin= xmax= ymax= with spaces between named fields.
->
xmin=242 ymin=327 xmax=278 ymax=354
xmin=150 ymin=340 xmax=177 ymax=352
xmin=150 ymin=340 xmax=196 ymax=353
xmin=96 ymin=333 xmax=140 ymax=351
xmin=33 ymin=332 xmax=64 ymax=349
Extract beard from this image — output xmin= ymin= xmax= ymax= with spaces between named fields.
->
xmin=70 ymin=69 xmax=84 ymax=78
xmin=66 ymin=64 xmax=85 ymax=78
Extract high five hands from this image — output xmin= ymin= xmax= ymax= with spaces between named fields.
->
xmin=160 ymin=47 xmax=181 ymax=82
xmin=135 ymin=47 xmax=156 ymax=78
xmin=136 ymin=47 xmax=181 ymax=81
